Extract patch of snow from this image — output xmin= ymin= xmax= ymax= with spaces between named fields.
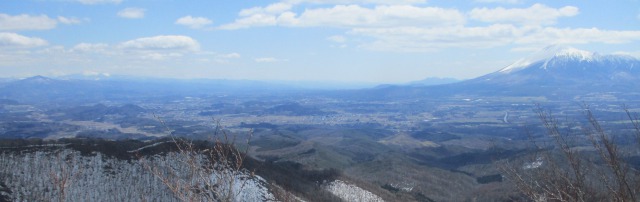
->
xmin=388 ymin=182 xmax=415 ymax=192
xmin=227 ymin=174 xmax=275 ymax=202
xmin=523 ymin=157 xmax=544 ymax=169
xmin=324 ymin=180 xmax=384 ymax=202
xmin=0 ymin=143 xmax=69 ymax=149
xmin=127 ymin=141 xmax=171 ymax=153
xmin=503 ymin=111 xmax=509 ymax=124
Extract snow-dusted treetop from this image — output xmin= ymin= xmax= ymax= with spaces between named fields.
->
xmin=499 ymin=45 xmax=599 ymax=73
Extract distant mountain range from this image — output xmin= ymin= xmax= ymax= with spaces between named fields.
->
xmin=0 ymin=76 xmax=303 ymax=104
xmin=407 ymin=77 xmax=461 ymax=86
xmin=2 ymin=45 xmax=639 ymax=103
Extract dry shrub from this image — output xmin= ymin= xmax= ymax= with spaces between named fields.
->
xmin=500 ymin=105 xmax=640 ymax=201
xmin=145 ymin=118 xmax=260 ymax=202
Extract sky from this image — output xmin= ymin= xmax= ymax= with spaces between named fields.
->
xmin=1 ymin=0 xmax=640 ymax=83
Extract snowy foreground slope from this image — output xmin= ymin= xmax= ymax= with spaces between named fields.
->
xmin=0 ymin=149 xmax=274 ymax=201
xmin=0 ymin=146 xmax=386 ymax=202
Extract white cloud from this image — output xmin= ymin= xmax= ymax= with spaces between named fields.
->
xmin=117 ymin=8 xmax=146 ymax=19
xmin=57 ymin=16 xmax=83 ymax=24
xmin=218 ymin=14 xmax=279 ymax=30
xmin=218 ymin=2 xmax=640 ymax=52
xmin=327 ymin=35 xmax=347 ymax=43
xmin=469 ymin=4 xmax=579 ymax=26
xmin=240 ymin=3 xmax=293 ymax=16
xmin=0 ymin=34 xmax=225 ymax=75
xmin=514 ymin=27 xmax=640 ymax=45
xmin=351 ymin=25 xmax=640 ymax=52
xmin=352 ymin=25 xmax=524 ymax=51
xmin=295 ymin=5 xmax=464 ymax=27
xmin=205 ymin=52 xmax=242 ymax=63
xmin=287 ymin=0 xmax=427 ymax=5
xmin=255 ymin=57 xmax=287 ymax=63
xmin=119 ymin=35 xmax=200 ymax=51
xmin=37 ymin=45 xmax=68 ymax=54
xmin=0 ymin=14 xmax=57 ymax=31
xmin=67 ymin=36 xmax=202 ymax=61
xmin=59 ymin=37 xmax=203 ymax=62
xmin=217 ymin=3 xmax=293 ymax=29
xmin=76 ymin=0 xmax=122 ymax=5
xmin=71 ymin=43 xmax=109 ymax=52
xmin=612 ymin=51 xmax=640 ymax=59
xmin=175 ymin=16 xmax=213 ymax=29
xmin=218 ymin=53 xmax=241 ymax=58
xmin=82 ymin=71 xmax=111 ymax=77
xmin=219 ymin=4 xmax=464 ymax=29
xmin=474 ymin=0 xmax=522 ymax=4
xmin=138 ymin=52 xmax=184 ymax=60
xmin=0 ymin=14 xmax=85 ymax=31
xmin=0 ymin=32 xmax=48 ymax=48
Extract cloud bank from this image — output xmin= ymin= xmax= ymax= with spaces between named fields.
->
xmin=218 ymin=2 xmax=640 ymax=52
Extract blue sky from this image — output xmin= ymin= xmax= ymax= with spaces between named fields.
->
xmin=1 ymin=0 xmax=639 ymax=83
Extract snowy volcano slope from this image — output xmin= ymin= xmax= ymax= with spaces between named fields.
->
xmin=428 ymin=45 xmax=640 ymax=98
xmin=366 ymin=45 xmax=640 ymax=99
xmin=480 ymin=45 xmax=640 ymax=85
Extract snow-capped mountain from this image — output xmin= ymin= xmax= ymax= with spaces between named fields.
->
xmin=443 ymin=45 xmax=640 ymax=98
xmin=365 ymin=45 xmax=640 ymax=100
xmin=477 ymin=45 xmax=640 ymax=85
